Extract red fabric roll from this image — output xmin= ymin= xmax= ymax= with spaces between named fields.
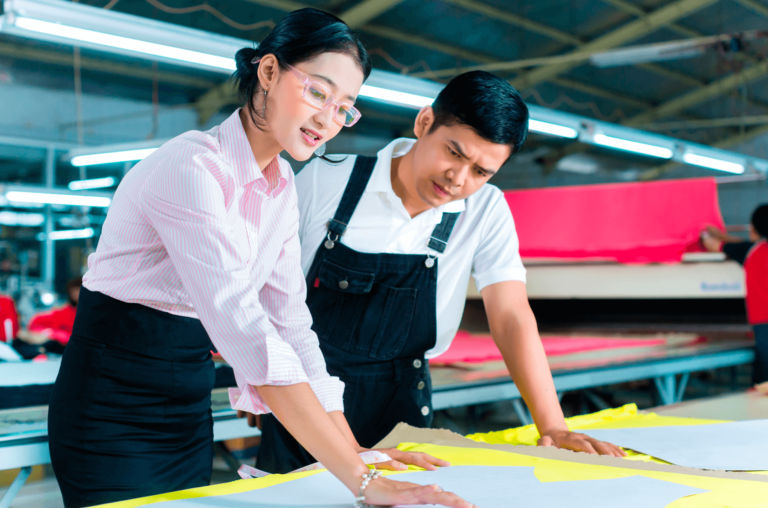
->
xmin=504 ymin=177 xmax=725 ymax=264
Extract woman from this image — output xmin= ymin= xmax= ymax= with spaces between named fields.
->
xmin=48 ymin=9 xmax=472 ymax=508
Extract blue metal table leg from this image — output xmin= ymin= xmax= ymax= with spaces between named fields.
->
xmin=653 ymin=374 xmax=677 ymax=405
xmin=511 ymin=398 xmax=533 ymax=426
xmin=675 ymin=372 xmax=690 ymax=403
xmin=0 ymin=466 xmax=32 ymax=508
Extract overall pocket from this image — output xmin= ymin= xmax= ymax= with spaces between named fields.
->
xmin=308 ymin=259 xmax=417 ymax=360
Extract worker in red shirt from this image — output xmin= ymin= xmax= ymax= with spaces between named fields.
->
xmin=0 ymin=295 xmax=19 ymax=343
xmin=27 ymin=277 xmax=81 ymax=352
xmin=703 ymin=204 xmax=768 ymax=383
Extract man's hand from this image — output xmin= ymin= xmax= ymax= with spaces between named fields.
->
xmin=358 ymin=447 xmax=451 ymax=471
xmin=537 ymin=429 xmax=626 ymax=457
xmin=236 ymin=410 xmax=262 ymax=429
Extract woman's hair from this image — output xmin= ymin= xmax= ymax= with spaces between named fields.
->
xmin=429 ymin=71 xmax=529 ymax=158
xmin=232 ymin=8 xmax=371 ymax=130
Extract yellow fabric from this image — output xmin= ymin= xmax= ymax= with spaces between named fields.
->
xmin=466 ymin=403 xmax=729 ymax=465
xmin=394 ymin=443 xmax=768 ymax=507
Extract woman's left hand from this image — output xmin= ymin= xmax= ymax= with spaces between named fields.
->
xmin=360 ymin=447 xmax=451 ymax=471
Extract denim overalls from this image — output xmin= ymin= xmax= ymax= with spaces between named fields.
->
xmin=257 ymin=155 xmax=459 ymax=473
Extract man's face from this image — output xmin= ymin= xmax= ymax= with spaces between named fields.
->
xmin=410 ymin=110 xmax=512 ymax=209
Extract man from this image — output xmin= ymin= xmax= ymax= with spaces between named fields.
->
xmin=702 ymin=204 xmax=768 ymax=383
xmin=256 ymin=71 xmax=624 ymax=473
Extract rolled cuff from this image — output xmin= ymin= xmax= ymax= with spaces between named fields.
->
xmin=229 ymin=375 xmax=345 ymax=415
xmin=474 ymin=267 xmax=527 ymax=292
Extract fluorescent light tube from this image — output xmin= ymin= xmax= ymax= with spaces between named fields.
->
xmin=593 ymin=133 xmax=673 ymax=159
xmin=528 ymin=119 xmax=578 ymax=138
xmin=71 ymin=148 xmax=157 ymax=167
xmin=683 ymin=153 xmax=745 ymax=174
xmin=68 ymin=177 xmax=117 ymax=191
xmin=11 ymin=17 xmax=236 ymax=72
xmin=5 ymin=191 xmax=111 ymax=208
xmin=359 ymin=85 xmax=434 ymax=108
xmin=39 ymin=227 xmax=95 ymax=241
xmin=0 ymin=211 xmax=45 ymax=226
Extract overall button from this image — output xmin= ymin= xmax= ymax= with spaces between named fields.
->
xmin=338 ymin=280 xmax=349 ymax=290
xmin=412 ymin=359 xmax=422 ymax=368
xmin=417 ymin=381 xmax=425 ymax=390
xmin=421 ymin=406 xmax=430 ymax=416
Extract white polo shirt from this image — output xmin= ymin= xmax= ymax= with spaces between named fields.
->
xmin=296 ymin=138 xmax=526 ymax=358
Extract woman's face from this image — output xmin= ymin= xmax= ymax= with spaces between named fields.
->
xmin=262 ymin=52 xmax=365 ymax=161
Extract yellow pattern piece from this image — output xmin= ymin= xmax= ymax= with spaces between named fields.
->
xmin=466 ymin=403 xmax=728 ymax=465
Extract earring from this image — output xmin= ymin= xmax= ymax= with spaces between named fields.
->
xmin=314 ymin=143 xmax=326 ymax=157
xmin=262 ymin=88 xmax=267 ymax=117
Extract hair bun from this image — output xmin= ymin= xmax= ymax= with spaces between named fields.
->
xmin=234 ymin=47 xmax=260 ymax=78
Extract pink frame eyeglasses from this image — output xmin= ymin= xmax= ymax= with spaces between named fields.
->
xmin=252 ymin=57 xmax=362 ymax=127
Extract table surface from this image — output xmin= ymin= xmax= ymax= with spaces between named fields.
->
xmin=430 ymin=335 xmax=754 ymax=390
xmin=650 ymin=390 xmax=768 ymax=421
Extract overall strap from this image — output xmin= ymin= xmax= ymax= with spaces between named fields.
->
xmin=327 ymin=156 xmax=377 ymax=240
xmin=427 ymin=212 xmax=460 ymax=253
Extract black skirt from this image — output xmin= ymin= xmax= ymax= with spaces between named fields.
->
xmin=48 ymin=288 xmax=215 ymax=508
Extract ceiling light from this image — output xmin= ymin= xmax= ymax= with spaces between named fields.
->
xmin=5 ymin=191 xmax=111 ymax=208
xmin=13 ymin=18 xmax=236 ymax=71
xmin=529 ymin=120 xmax=578 ymax=139
xmin=0 ymin=211 xmax=45 ymax=227
xmin=359 ymin=85 xmax=434 ymax=108
xmin=70 ymin=148 xmax=157 ymax=167
xmin=1 ymin=0 xmax=244 ymax=73
xmin=683 ymin=153 xmax=745 ymax=174
xmin=68 ymin=177 xmax=117 ymax=191
xmin=593 ymin=134 xmax=673 ymax=159
xmin=38 ymin=227 xmax=95 ymax=241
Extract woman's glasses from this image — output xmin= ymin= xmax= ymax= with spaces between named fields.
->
xmin=283 ymin=63 xmax=362 ymax=128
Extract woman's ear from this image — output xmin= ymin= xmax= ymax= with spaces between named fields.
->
xmin=257 ymin=54 xmax=280 ymax=92
xmin=413 ymin=106 xmax=435 ymax=139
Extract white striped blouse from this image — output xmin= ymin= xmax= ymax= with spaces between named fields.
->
xmin=83 ymin=109 xmax=344 ymax=415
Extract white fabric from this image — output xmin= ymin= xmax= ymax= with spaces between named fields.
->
xmin=296 ymin=138 xmax=526 ymax=358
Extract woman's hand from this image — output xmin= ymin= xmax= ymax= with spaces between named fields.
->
xmin=538 ymin=429 xmax=626 ymax=457
xmin=360 ymin=447 xmax=450 ymax=471
xmin=363 ymin=476 xmax=476 ymax=508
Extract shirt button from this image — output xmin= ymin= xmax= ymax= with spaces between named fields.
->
xmin=417 ymin=381 xmax=425 ymax=390
xmin=338 ymin=280 xmax=349 ymax=290
xmin=421 ymin=406 xmax=430 ymax=416
xmin=249 ymin=232 xmax=255 ymax=239
xmin=413 ymin=359 xmax=422 ymax=368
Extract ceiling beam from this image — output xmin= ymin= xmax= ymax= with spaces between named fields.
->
xmin=598 ymin=0 xmax=700 ymax=38
xmin=359 ymin=24 xmax=497 ymax=63
xmin=549 ymin=77 xmax=653 ymax=109
xmin=625 ymin=60 xmax=768 ymax=126
xmin=440 ymin=0 xmax=581 ymax=46
xmin=0 ymin=42 xmax=218 ymax=89
xmin=732 ymin=0 xmax=768 ymax=18
xmin=509 ymin=0 xmax=719 ymax=90
xmin=339 ymin=0 xmax=406 ymax=28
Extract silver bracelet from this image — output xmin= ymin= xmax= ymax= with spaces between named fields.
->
xmin=354 ymin=468 xmax=383 ymax=508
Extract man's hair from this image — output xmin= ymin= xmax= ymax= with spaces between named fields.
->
xmin=429 ymin=71 xmax=529 ymax=156
xmin=752 ymin=204 xmax=768 ymax=238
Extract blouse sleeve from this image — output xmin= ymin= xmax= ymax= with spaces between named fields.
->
xmin=139 ymin=150 xmax=340 ymax=415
